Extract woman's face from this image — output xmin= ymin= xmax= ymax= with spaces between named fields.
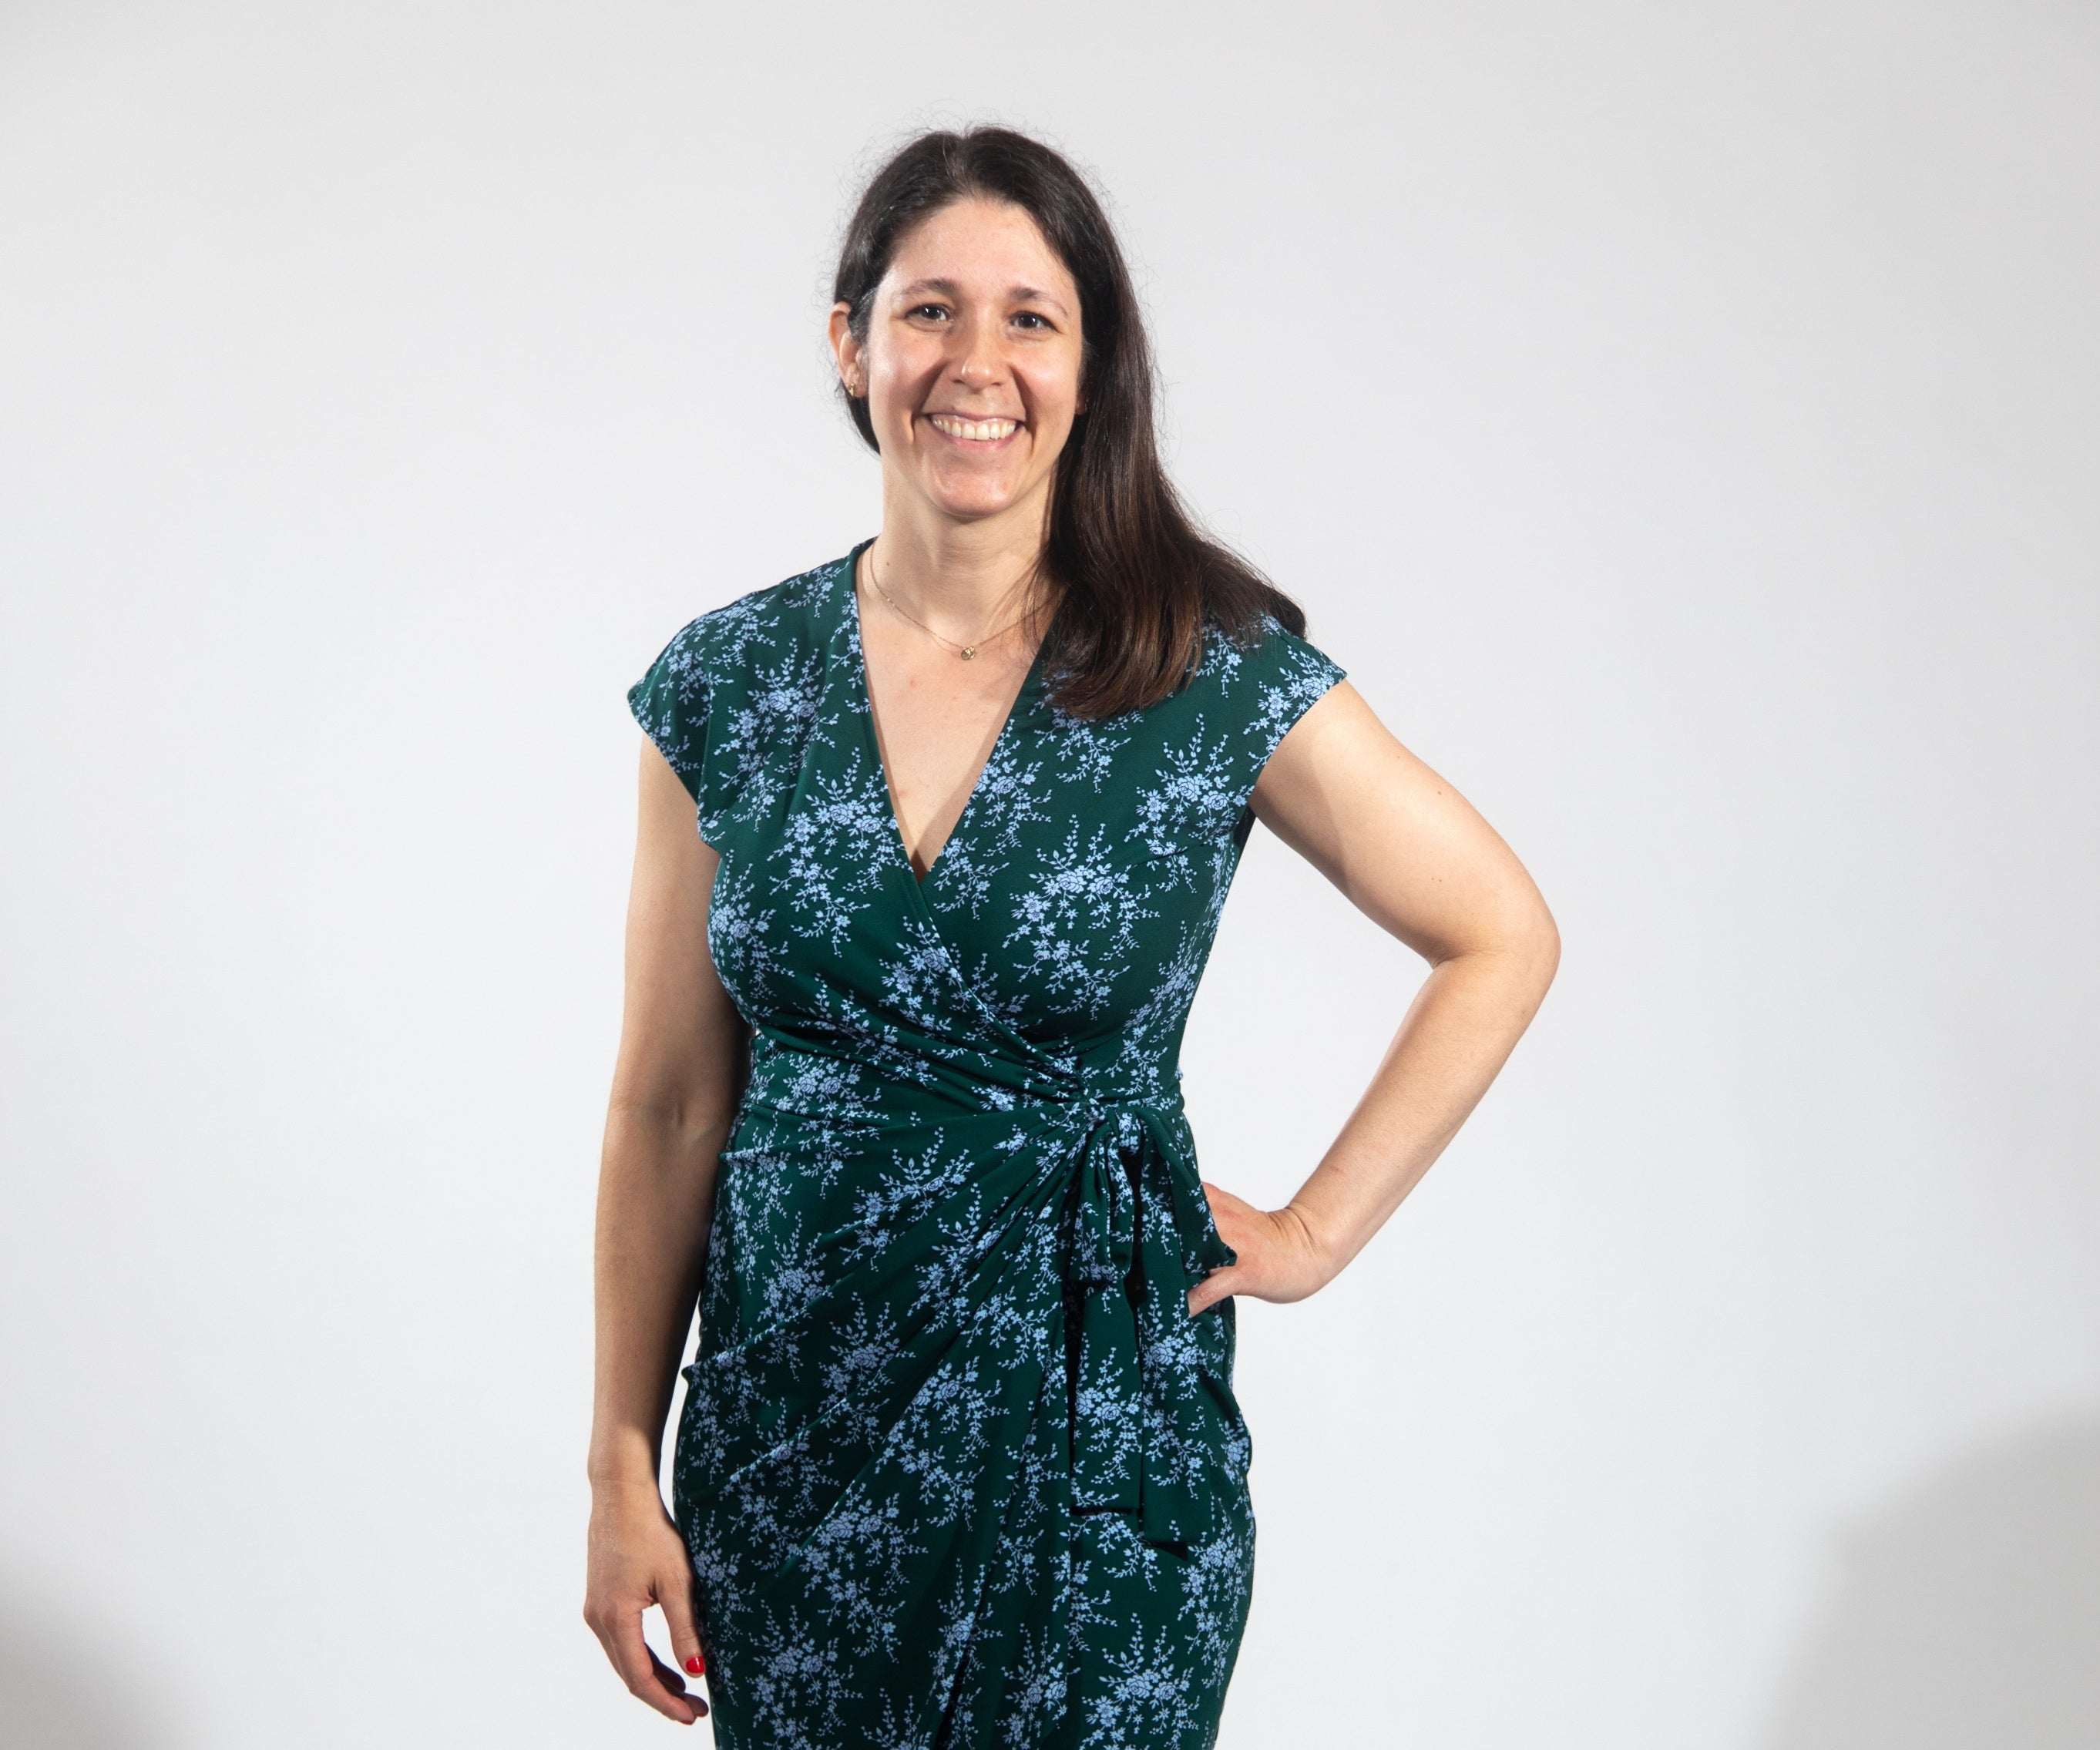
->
xmin=832 ymin=196 xmax=1087 ymax=532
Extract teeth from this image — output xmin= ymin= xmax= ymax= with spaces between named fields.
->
xmin=930 ymin=415 xmax=1019 ymax=441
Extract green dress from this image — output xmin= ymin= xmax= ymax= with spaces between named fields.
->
xmin=627 ymin=542 xmax=1346 ymax=1750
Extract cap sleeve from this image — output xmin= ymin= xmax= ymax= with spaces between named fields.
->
xmin=1227 ymin=613 xmax=1348 ymax=781
xmin=627 ymin=618 xmax=712 ymax=809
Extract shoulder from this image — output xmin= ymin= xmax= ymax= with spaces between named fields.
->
xmin=627 ymin=552 xmax=854 ymax=810
xmin=639 ymin=552 xmax=851 ymax=687
xmin=1189 ymin=610 xmax=1349 ymax=731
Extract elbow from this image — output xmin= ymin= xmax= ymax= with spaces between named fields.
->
xmin=1444 ymin=891 xmax=1560 ymax=1001
xmin=1524 ymin=902 xmax=1561 ymax=999
xmin=606 ymin=1086 xmax=742 ymax=1154
xmin=1506 ymin=878 xmax=1561 ymax=991
xmin=1517 ymin=875 xmax=1561 ymax=969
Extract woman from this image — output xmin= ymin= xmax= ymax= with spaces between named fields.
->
xmin=585 ymin=126 xmax=1557 ymax=1748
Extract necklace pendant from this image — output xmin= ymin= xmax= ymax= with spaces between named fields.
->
xmin=959 ymin=646 xmax=976 ymax=660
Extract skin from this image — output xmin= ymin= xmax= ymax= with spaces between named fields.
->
xmin=583 ymin=194 xmax=1560 ymax=1723
xmin=830 ymin=195 xmax=1086 ymax=875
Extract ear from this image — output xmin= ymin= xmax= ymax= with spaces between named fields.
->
xmin=828 ymin=301 xmax=864 ymax=396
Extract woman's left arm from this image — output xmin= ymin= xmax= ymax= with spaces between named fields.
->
xmin=1188 ymin=680 xmax=1561 ymax=1315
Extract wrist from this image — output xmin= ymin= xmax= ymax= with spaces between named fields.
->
xmin=589 ymin=1475 xmax=671 ymax=1530
xmin=586 ymin=1426 xmax=664 ymax=1500
xmin=1281 ymin=1198 xmax=1350 ymax=1288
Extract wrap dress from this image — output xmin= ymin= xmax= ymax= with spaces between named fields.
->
xmin=626 ymin=542 xmax=1347 ymax=1750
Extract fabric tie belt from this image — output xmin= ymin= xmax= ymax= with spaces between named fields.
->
xmin=709 ymin=1056 xmax=1247 ymax=1557
xmin=677 ymin=1053 xmax=1254 ymax=1745
xmin=1049 ymin=1087 xmax=1238 ymax=1548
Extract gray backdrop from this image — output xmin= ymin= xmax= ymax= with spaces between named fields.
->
xmin=2 ymin=2 xmax=2095 ymax=1746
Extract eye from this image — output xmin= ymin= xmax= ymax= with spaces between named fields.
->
xmin=909 ymin=302 xmax=951 ymax=322
xmin=1012 ymin=311 xmax=1050 ymax=331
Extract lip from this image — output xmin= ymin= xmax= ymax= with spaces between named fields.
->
xmin=922 ymin=412 xmax=1023 ymax=446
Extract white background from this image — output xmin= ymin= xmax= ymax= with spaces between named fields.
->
xmin=3 ymin=2 xmax=2095 ymax=1745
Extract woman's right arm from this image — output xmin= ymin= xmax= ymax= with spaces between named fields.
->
xmin=583 ymin=738 xmax=748 ymax=1726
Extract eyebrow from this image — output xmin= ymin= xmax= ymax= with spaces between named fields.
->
xmin=893 ymin=277 xmax=1072 ymax=316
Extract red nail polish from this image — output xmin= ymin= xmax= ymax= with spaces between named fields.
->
xmin=684 ymin=1654 xmax=706 ymax=1675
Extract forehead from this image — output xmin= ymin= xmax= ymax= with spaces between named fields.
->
xmin=882 ymin=197 xmax=1077 ymax=304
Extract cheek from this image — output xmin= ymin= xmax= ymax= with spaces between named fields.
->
xmin=871 ymin=334 xmax=942 ymax=398
xmin=1022 ymin=364 xmax=1084 ymax=435
xmin=867 ymin=362 xmax=912 ymax=425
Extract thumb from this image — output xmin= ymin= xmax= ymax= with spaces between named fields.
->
xmin=1188 ymin=1264 xmax=1242 ymax=1317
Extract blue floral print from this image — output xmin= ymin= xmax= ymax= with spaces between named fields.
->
xmin=627 ymin=542 xmax=1346 ymax=1749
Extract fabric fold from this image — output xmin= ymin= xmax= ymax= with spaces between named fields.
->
xmin=674 ymin=1080 xmax=1248 ymax=1745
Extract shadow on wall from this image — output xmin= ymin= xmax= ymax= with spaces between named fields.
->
xmin=1759 ymin=1409 xmax=2100 ymax=1750
xmin=0 ymin=1585 xmax=157 ymax=1750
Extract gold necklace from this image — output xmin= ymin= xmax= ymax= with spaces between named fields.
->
xmin=863 ymin=546 xmax=1034 ymax=661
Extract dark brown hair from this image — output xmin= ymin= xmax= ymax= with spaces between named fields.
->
xmin=834 ymin=126 xmax=1312 ymax=720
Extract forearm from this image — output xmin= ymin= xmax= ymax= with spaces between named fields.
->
xmin=588 ymin=1100 xmax=730 ymax=1496
xmin=1289 ymin=933 xmax=1557 ymax=1279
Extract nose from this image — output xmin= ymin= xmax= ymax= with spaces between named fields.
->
xmin=950 ymin=313 xmax=1006 ymax=389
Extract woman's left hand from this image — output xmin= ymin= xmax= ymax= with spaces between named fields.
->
xmin=1188 ymin=1181 xmax=1336 ymax=1315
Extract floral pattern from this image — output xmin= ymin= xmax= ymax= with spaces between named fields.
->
xmin=627 ymin=542 xmax=1346 ymax=1749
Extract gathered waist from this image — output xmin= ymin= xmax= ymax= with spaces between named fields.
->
xmin=694 ymin=1040 xmax=1236 ymax=1553
xmin=732 ymin=1036 xmax=1187 ymax=1142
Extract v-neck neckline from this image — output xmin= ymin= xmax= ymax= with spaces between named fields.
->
xmin=842 ymin=539 xmax=1049 ymax=890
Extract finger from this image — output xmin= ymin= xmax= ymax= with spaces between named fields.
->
xmin=1188 ymin=1266 xmax=1242 ymax=1315
xmin=646 ymin=1644 xmax=708 ymax=1719
xmin=595 ymin=1604 xmax=701 ymax=1725
xmin=659 ymin=1562 xmax=709 ymax=1685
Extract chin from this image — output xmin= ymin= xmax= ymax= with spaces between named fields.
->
xmin=922 ymin=477 xmax=1030 ymax=523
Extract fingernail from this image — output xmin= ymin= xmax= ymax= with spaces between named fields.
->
xmin=684 ymin=1654 xmax=705 ymax=1675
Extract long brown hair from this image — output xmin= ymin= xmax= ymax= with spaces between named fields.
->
xmin=834 ymin=126 xmax=1312 ymax=720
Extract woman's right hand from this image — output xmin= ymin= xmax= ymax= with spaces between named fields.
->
xmin=583 ymin=1483 xmax=709 ymax=1725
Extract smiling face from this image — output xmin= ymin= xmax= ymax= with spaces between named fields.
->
xmin=832 ymin=196 xmax=1087 ymax=536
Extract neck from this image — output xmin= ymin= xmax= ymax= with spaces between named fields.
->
xmin=869 ymin=479 xmax=1055 ymax=639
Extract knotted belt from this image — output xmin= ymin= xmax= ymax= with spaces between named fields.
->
xmin=1051 ymin=1087 xmax=1238 ymax=1548
xmin=679 ymin=1056 xmax=1252 ymax=1745
xmin=704 ymin=1050 xmax=1246 ymax=1555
